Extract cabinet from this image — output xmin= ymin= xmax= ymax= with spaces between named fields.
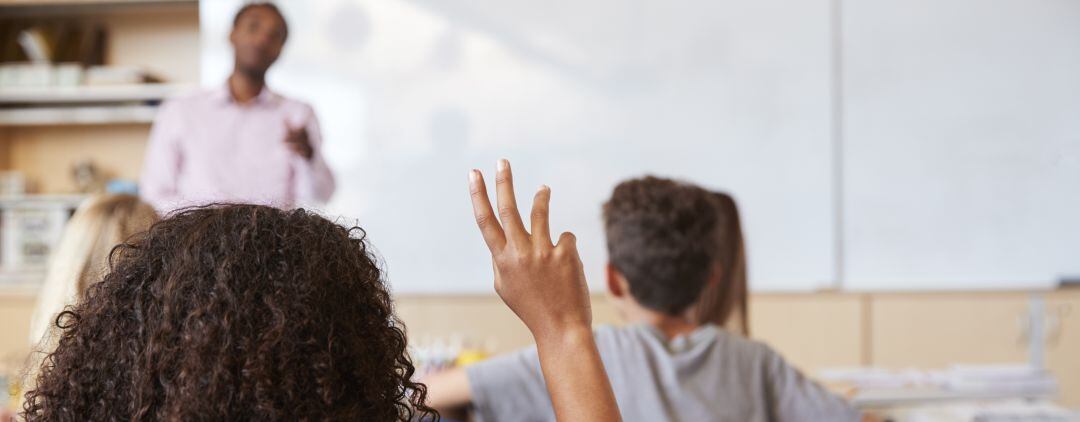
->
xmin=869 ymin=292 xmax=1031 ymax=368
xmin=752 ymin=294 xmax=865 ymax=375
xmin=1047 ymin=290 xmax=1080 ymax=407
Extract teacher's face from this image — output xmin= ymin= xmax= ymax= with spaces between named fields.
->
xmin=230 ymin=6 xmax=287 ymax=77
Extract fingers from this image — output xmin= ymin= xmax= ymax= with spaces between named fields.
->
xmin=285 ymin=140 xmax=313 ymax=160
xmin=556 ymin=231 xmax=577 ymax=253
xmin=469 ymin=169 xmax=507 ymax=251
xmin=531 ymin=185 xmax=552 ymax=247
xmin=284 ymin=124 xmax=308 ymax=143
xmin=495 ymin=159 xmax=529 ymax=245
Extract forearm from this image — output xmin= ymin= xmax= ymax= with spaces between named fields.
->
xmin=467 ymin=161 xmax=621 ymax=422
xmin=421 ymin=367 xmax=472 ymax=418
xmin=534 ymin=325 xmax=620 ymax=422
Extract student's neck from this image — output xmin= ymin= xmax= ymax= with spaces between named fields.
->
xmin=228 ymin=72 xmax=266 ymax=104
xmin=622 ymin=306 xmax=701 ymax=340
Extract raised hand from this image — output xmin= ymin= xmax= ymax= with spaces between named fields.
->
xmin=468 ymin=159 xmax=592 ymax=338
xmin=468 ymin=159 xmax=621 ymax=422
xmin=284 ymin=124 xmax=313 ymax=160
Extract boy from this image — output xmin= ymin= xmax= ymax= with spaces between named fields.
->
xmin=426 ymin=175 xmax=858 ymax=421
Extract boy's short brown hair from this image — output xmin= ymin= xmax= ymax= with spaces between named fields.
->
xmin=603 ymin=176 xmax=724 ymax=315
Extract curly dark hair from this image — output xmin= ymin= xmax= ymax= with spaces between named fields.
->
xmin=603 ymin=176 xmax=725 ymax=315
xmin=22 ymin=204 xmax=435 ymax=421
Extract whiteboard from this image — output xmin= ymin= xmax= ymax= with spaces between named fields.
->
xmin=842 ymin=0 xmax=1080 ymax=289
xmin=201 ymin=0 xmax=837 ymax=293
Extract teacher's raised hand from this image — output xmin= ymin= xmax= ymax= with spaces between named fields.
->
xmin=468 ymin=159 xmax=621 ymax=422
xmin=284 ymin=124 xmax=314 ymax=161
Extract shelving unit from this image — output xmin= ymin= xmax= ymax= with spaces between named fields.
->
xmin=0 ymin=0 xmax=197 ymax=127
xmin=0 ymin=0 xmax=200 ymax=370
xmin=0 ymin=83 xmax=189 ymax=104
xmin=0 ymin=278 xmax=43 ymax=297
xmin=0 ymin=194 xmax=87 ymax=208
xmin=0 ymin=104 xmax=156 ymax=125
xmin=0 ymin=0 xmax=196 ymax=15
xmin=0 ymin=83 xmax=191 ymax=126
xmin=0 ymin=194 xmax=86 ymax=295
xmin=0 ymin=0 xmax=192 ymax=4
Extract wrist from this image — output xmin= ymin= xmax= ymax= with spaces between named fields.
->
xmin=533 ymin=322 xmax=594 ymax=351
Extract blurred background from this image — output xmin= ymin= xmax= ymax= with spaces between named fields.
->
xmin=0 ymin=0 xmax=1078 ymax=418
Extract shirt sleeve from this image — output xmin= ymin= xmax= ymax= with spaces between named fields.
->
xmin=763 ymin=347 xmax=860 ymax=422
xmin=465 ymin=346 xmax=555 ymax=422
xmin=293 ymin=106 xmax=336 ymax=205
xmin=139 ymin=99 xmax=185 ymax=213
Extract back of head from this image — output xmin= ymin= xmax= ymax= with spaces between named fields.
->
xmin=603 ymin=176 xmax=725 ymax=316
xmin=73 ymin=194 xmax=159 ymax=292
xmin=23 ymin=204 xmax=431 ymax=421
xmin=28 ymin=194 xmax=158 ymax=346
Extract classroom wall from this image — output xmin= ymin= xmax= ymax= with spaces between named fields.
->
xmin=4 ymin=290 xmax=1077 ymax=406
xmin=1 ymin=292 xmax=866 ymax=379
xmin=3 ymin=0 xmax=1078 ymax=411
xmin=396 ymin=291 xmax=1080 ymax=407
xmin=0 ymin=294 xmax=35 ymax=365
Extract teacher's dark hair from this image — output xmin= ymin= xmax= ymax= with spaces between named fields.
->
xmin=233 ymin=2 xmax=289 ymax=41
xmin=22 ymin=204 xmax=434 ymax=421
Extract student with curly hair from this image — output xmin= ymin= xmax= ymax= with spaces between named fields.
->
xmin=21 ymin=161 xmax=620 ymax=422
xmin=15 ymin=195 xmax=158 ymax=416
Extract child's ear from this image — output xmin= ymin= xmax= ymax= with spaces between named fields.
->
xmin=606 ymin=263 xmax=626 ymax=298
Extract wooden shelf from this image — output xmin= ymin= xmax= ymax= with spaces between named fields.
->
xmin=0 ymin=83 xmax=189 ymax=105
xmin=0 ymin=274 xmax=43 ymax=297
xmin=0 ymin=283 xmax=41 ymax=297
xmin=0 ymin=0 xmax=196 ymax=16
xmin=0 ymin=0 xmax=194 ymax=7
xmin=0 ymin=194 xmax=87 ymax=208
xmin=0 ymin=103 xmax=157 ymax=126
xmin=0 ymin=84 xmax=189 ymax=125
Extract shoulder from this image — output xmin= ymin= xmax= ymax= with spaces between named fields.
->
xmin=591 ymin=324 xmax=644 ymax=349
xmin=715 ymin=329 xmax=784 ymax=364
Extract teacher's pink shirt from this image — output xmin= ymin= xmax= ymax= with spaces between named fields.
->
xmin=140 ymin=85 xmax=335 ymax=212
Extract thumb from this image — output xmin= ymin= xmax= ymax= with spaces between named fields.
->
xmin=284 ymin=119 xmax=304 ymax=135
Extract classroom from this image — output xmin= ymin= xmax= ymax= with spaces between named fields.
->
xmin=0 ymin=0 xmax=1078 ymax=421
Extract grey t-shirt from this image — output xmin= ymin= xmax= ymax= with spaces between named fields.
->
xmin=465 ymin=324 xmax=858 ymax=422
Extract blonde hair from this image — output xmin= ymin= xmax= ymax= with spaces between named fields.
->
xmin=28 ymin=194 xmax=158 ymax=347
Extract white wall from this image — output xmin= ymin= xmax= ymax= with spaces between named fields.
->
xmin=842 ymin=0 xmax=1080 ymax=289
xmin=200 ymin=0 xmax=1080 ymax=293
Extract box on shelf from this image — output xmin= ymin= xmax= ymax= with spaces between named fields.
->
xmin=0 ymin=172 xmax=26 ymax=197
xmin=0 ymin=196 xmax=83 ymax=285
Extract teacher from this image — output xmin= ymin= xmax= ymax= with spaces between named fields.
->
xmin=140 ymin=2 xmax=335 ymax=212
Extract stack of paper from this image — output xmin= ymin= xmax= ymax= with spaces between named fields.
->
xmin=946 ymin=364 xmax=1057 ymax=397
